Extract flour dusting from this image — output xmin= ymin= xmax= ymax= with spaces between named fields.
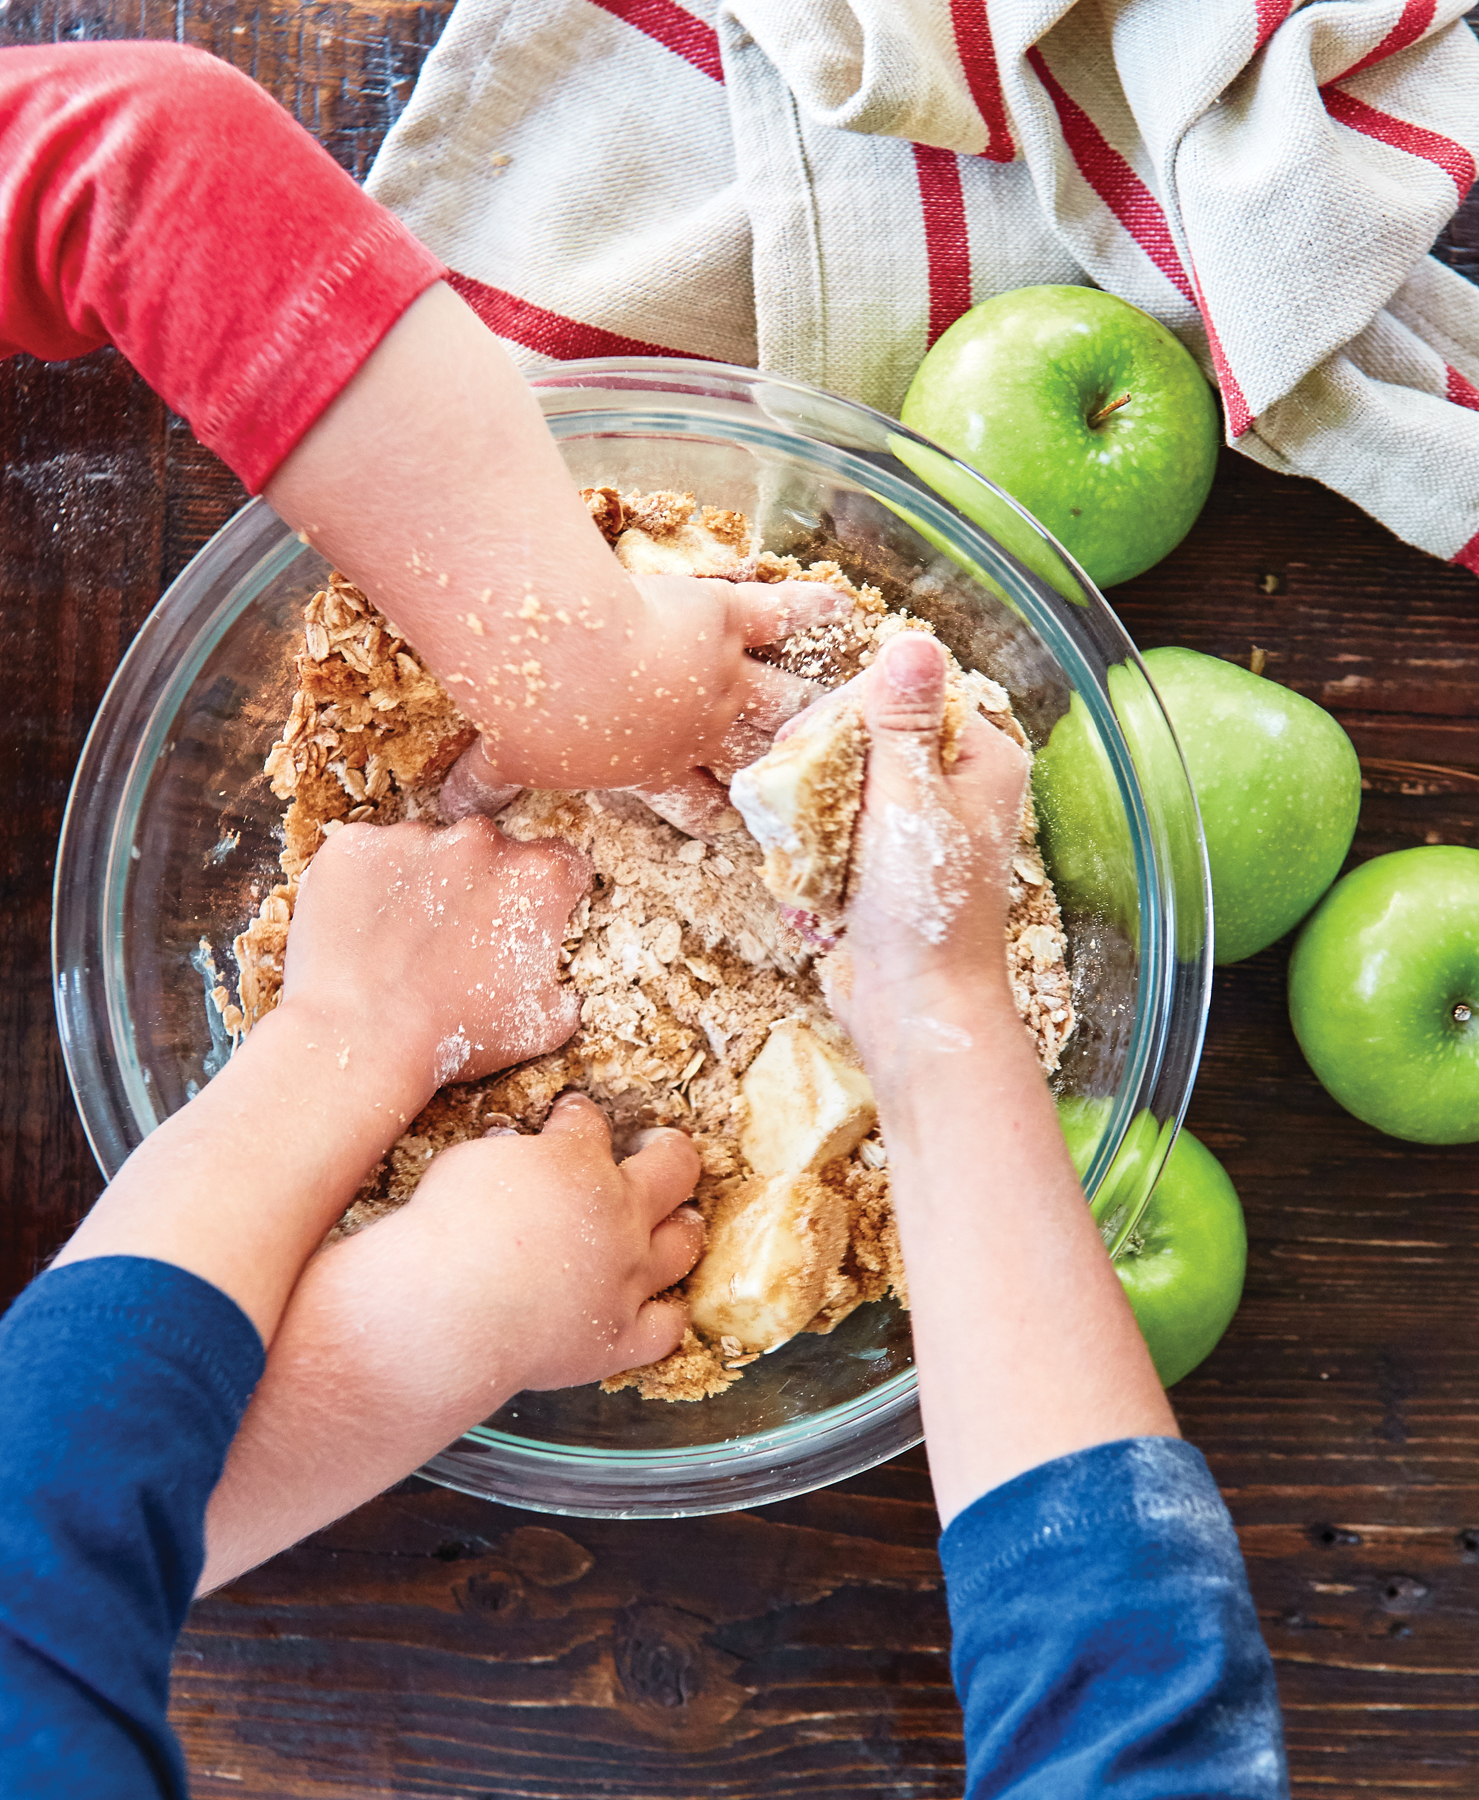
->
xmin=434 ymin=1030 xmax=472 ymax=1086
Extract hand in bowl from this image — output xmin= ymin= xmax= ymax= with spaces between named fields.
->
xmin=817 ymin=633 xmax=1175 ymax=1526
xmin=282 ymin=813 xmax=590 ymax=1102
xmin=441 ymin=570 xmax=850 ymax=841
xmin=267 ymin=282 xmax=849 ymax=831
xmin=818 ymin=633 xmax=1030 ymax=1083
xmin=199 ymin=1095 xmax=704 ymax=1591
xmin=52 ymin=816 xmax=590 ymax=1346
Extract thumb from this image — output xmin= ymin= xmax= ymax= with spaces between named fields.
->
xmin=722 ymin=578 xmax=853 ymax=648
xmin=862 ymin=633 xmax=949 ymax=804
xmin=538 ymin=1091 xmax=614 ymax=1152
xmin=440 ymin=739 xmax=523 ymax=822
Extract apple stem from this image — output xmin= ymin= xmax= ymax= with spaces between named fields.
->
xmin=1087 ymin=391 xmax=1132 ymax=429
xmin=1456 ymin=1002 xmax=1473 ymax=1025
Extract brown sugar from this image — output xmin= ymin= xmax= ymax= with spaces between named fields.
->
xmin=215 ymin=493 xmax=1075 ymax=1401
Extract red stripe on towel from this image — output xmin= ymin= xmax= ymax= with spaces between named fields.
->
xmin=589 ymin=0 xmax=723 ymax=82
xmin=1452 ymin=529 xmax=1479 ymax=575
xmin=1026 ymin=48 xmax=1255 ymax=432
xmin=1026 ymin=46 xmax=1194 ymax=304
xmin=1446 ymin=365 xmax=1479 ymax=412
xmin=949 ymin=0 xmax=1015 ymax=162
xmin=913 ymin=144 xmax=974 ymax=346
xmin=446 ymin=270 xmax=705 ymax=361
xmin=1254 ymin=1 xmax=1294 ymax=52
xmin=1189 ymin=267 xmax=1252 ymax=437
xmin=1322 ymin=86 xmax=1475 ymax=198
xmin=1332 ymin=0 xmax=1436 ymax=82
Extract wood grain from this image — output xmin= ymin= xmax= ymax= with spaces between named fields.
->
xmin=3 ymin=5 xmax=1479 ymax=1794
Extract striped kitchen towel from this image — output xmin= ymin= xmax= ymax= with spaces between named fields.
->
xmin=367 ymin=0 xmax=1479 ymax=574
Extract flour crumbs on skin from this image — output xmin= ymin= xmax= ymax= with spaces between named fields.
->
xmin=860 ymin=738 xmax=974 ymax=946
xmin=870 ymin=797 xmax=972 ymax=945
xmin=434 ymin=1030 xmax=472 ymax=1086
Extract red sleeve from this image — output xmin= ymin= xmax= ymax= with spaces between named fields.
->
xmin=0 ymin=42 xmax=446 ymax=492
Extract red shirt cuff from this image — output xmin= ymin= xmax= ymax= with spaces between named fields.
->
xmin=0 ymin=42 xmax=446 ymax=491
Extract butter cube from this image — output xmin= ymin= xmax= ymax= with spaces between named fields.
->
xmin=728 ymin=697 xmax=864 ymax=919
xmin=615 ymin=521 xmax=747 ymax=577
xmin=687 ymin=1173 xmax=849 ymax=1354
xmin=740 ymin=1017 xmax=876 ymax=1176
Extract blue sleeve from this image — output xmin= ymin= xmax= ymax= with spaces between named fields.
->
xmin=0 ymin=1257 xmax=265 ymax=1799
xmin=941 ymin=1437 xmax=1289 ymax=1799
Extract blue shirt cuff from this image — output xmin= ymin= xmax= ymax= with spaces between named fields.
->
xmin=941 ymin=1437 xmax=1288 ymax=1798
xmin=0 ymin=1256 xmax=265 ymax=1798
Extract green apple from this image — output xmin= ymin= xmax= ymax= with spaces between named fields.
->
xmin=1033 ymin=648 xmax=1360 ymax=965
xmin=885 ymin=435 xmax=1089 ymax=609
xmin=1288 ymin=846 xmax=1479 ymax=1144
xmin=1031 ymin=659 xmax=1207 ymax=961
xmin=1143 ymin=648 xmax=1361 ymax=963
xmin=1115 ymin=1127 xmax=1247 ymax=1388
xmin=1059 ymin=1098 xmax=1247 ymax=1386
xmin=900 ymin=285 xmax=1220 ymax=589
xmin=1031 ymin=687 xmax=1136 ymax=928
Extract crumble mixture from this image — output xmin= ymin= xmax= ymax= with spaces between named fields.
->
xmin=214 ymin=490 xmax=1075 ymax=1400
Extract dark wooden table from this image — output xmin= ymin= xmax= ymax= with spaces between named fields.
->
xmin=5 ymin=6 xmax=1479 ymax=1794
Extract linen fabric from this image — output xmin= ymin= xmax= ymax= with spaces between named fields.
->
xmin=367 ymin=0 xmax=1479 ymax=572
xmin=942 ymin=1437 xmax=1289 ymax=1796
xmin=0 ymin=42 xmax=445 ymax=492
xmin=0 ymin=1258 xmax=264 ymax=1799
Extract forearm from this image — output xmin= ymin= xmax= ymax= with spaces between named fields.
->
xmin=265 ymin=283 xmax=676 ymax=790
xmin=51 ymin=1000 xmax=430 ymax=1344
xmin=201 ymin=1093 xmax=704 ymax=1594
xmin=199 ymin=1216 xmax=522 ymax=1593
xmin=869 ymin=973 xmax=1176 ymax=1526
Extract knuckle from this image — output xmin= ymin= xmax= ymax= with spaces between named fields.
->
xmin=449 ymin=813 xmax=500 ymax=852
xmin=874 ymin=704 xmax=946 ymax=738
xmin=321 ymin=819 xmax=373 ymax=858
xmin=524 ymin=837 xmax=585 ymax=882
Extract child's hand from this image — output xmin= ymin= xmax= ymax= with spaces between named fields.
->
xmin=441 ymin=568 xmax=849 ymax=839
xmin=54 ymin=813 xmax=592 ymax=1343
xmin=612 ymin=568 xmax=851 ymax=840
xmin=343 ymin=1093 xmax=702 ymax=1391
xmin=823 ymin=633 xmax=1030 ymax=1079
xmin=269 ymin=281 xmax=850 ymax=822
xmin=281 ymin=813 xmax=589 ymax=1105
xmin=811 ymin=637 xmax=1175 ymax=1525
xmin=199 ymin=1094 xmax=704 ymax=1588
xmin=617 ymin=568 xmax=850 ymax=776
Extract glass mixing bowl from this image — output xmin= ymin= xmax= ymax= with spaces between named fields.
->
xmin=53 ymin=361 xmax=1210 ymax=1519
